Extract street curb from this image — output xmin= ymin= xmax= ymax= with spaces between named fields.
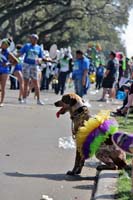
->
xmin=93 ymin=170 xmax=119 ymax=200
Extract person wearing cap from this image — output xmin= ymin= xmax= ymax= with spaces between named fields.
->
xmin=72 ymin=50 xmax=90 ymax=97
xmin=0 ymin=38 xmax=18 ymax=107
xmin=18 ymin=34 xmax=44 ymax=105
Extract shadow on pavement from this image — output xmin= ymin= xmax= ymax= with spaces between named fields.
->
xmin=94 ymin=194 xmax=116 ymax=199
xmin=4 ymin=172 xmax=96 ymax=182
xmin=73 ymin=184 xmax=94 ymax=190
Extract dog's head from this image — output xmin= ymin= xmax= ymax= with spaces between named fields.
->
xmin=54 ymin=93 xmax=85 ymax=118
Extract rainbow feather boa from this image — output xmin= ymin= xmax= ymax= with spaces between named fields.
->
xmin=75 ymin=110 xmax=118 ymax=159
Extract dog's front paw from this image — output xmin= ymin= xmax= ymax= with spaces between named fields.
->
xmin=66 ymin=170 xmax=75 ymax=176
xmin=66 ymin=168 xmax=82 ymax=175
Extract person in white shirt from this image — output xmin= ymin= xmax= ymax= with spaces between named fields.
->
xmin=56 ymin=53 xmax=73 ymax=95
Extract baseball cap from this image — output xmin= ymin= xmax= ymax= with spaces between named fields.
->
xmin=30 ymin=34 xmax=39 ymax=40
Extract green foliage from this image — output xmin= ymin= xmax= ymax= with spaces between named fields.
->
xmin=0 ymin=0 xmax=133 ymax=52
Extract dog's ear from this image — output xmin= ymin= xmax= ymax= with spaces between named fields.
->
xmin=62 ymin=95 xmax=71 ymax=104
xmin=62 ymin=94 xmax=77 ymax=106
xmin=69 ymin=98 xmax=77 ymax=106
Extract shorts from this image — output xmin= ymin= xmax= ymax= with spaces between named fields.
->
xmin=14 ymin=63 xmax=22 ymax=72
xmin=22 ymin=63 xmax=40 ymax=80
xmin=0 ymin=66 xmax=10 ymax=74
xmin=102 ymin=77 xmax=115 ymax=88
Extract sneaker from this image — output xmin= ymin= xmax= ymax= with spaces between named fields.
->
xmin=23 ymin=98 xmax=27 ymax=104
xmin=0 ymin=103 xmax=4 ymax=107
xmin=116 ymin=108 xmax=123 ymax=113
xmin=110 ymin=112 xmax=117 ymax=117
xmin=37 ymin=99 xmax=44 ymax=105
xmin=18 ymin=98 xmax=24 ymax=104
xmin=97 ymin=98 xmax=106 ymax=102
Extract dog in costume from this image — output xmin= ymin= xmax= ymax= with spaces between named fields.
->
xmin=55 ymin=93 xmax=128 ymax=175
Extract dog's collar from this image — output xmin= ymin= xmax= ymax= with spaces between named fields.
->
xmin=71 ymin=106 xmax=89 ymax=119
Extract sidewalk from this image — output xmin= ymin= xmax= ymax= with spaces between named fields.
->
xmin=87 ymin=88 xmax=121 ymax=200
xmin=1 ymin=84 xmax=123 ymax=200
xmin=93 ymin=170 xmax=119 ymax=200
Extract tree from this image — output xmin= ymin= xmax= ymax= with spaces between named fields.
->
xmin=0 ymin=0 xmax=133 ymax=52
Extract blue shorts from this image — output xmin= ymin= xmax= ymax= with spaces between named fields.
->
xmin=14 ymin=63 xmax=22 ymax=72
xmin=0 ymin=66 xmax=10 ymax=74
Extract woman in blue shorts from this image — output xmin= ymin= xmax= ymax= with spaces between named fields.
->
xmin=13 ymin=44 xmax=24 ymax=103
xmin=0 ymin=38 xmax=18 ymax=107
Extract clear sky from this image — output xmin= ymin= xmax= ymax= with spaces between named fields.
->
xmin=122 ymin=9 xmax=133 ymax=58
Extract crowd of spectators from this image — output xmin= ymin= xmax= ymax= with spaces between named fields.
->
xmin=0 ymin=34 xmax=133 ymax=114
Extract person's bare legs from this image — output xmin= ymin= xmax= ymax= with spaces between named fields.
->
xmin=109 ymin=88 xmax=113 ymax=98
xmin=126 ymin=93 xmax=133 ymax=108
xmin=102 ymin=88 xmax=108 ymax=99
xmin=32 ymin=79 xmax=40 ymax=100
xmin=0 ymin=74 xmax=9 ymax=105
xmin=23 ymin=79 xmax=30 ymax=99
xmin=32 ymin=78 xmax=44 ymax=105
xmin=121 ymin=93 xmax=133 ymax=114
xmin=14 ymin=71 xmax=24 ymax=100
xmin=109 ymin=83 xmax=117 ymax=101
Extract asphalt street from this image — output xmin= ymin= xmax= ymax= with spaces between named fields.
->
xmin=0 ymin=83 xmax=122 ymax=200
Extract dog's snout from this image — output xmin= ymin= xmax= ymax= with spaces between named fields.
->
xmin=54 ymin=101 xmax=61 ymax=107
xmin=54 ymin=102 xmax=58 ymax=106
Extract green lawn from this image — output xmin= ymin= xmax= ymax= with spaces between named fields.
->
xmin=115 ymin=171 xmax=132 ymax=200
xmin=117 ymin=115 xmax=133 ymax=133
xmin=115 ymin=115 xmax=133 ymax=200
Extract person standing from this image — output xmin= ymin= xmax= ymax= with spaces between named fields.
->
xmin=72 ymin=50 xmax=90 ymax=97
xmin=56 ymin=53 xmax=73 ymax=95
xmin=12 ymin=44 xmax=24 ymax=103
xmin=0 ymin=38 xmax=18 ymax=107
xmin=18 ymin=34 xmax=44 ymax=105
xmin=95 ymin=63 xmax=104 ymax=90
xmin=118 ymin=53 xmax=124 ymax=88
xmin=98 ymin=51 xmax=117 ymax=101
